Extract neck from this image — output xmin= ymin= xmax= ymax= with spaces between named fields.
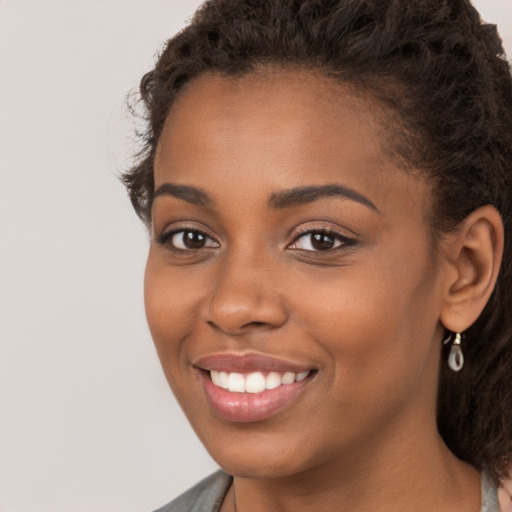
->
xmin=224 ymin=429 xmax=481 ymax=512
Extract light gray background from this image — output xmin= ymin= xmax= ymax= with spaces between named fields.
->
xmin=1 ymin=1 xmax=511 ymax=511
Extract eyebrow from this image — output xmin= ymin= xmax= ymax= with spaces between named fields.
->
xmin=153 ymin=183 xmax=213 ymax=207
xmin=152 ymin=182 xmax=378 ymax=213
xmin=269 ymin=184 xmax=379 ymax=212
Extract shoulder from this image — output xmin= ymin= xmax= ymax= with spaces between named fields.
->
xmin=153 ymin=470 xmax=233 ymax=512
xmin=481 ymin=472 xmax=500 ymax=512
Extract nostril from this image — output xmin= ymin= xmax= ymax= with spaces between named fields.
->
xmin=205 ymin=288 xmax=288 ymax=334
xmin=238 ymin=320 xmax=276 ymax=331
xmin=206 ymin=319 xmax=276 ymax=335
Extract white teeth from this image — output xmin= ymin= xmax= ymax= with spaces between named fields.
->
xmin=210 ymin=369 xmax=312 ymax=392
xmin=228 ymin=372 xmax=245 ymax=392
xmin=219 ymin=371 xmax=229 ymax=389
xmin=245 ymin=372 xmax=266 ymax=393
xmin=281 ymin=372 xmax=296 ymax=385
xmin=210 ymin=370 xmax=222 ymax=386
xmin=265 ymin=372 xmax=282 ymax=389
xmin=296 ymin=371 xmax=309 ymax=382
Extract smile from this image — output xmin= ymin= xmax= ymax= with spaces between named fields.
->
xmin=194 ymin=353 xmax=316 ymax=422
xmin=210 ymin=370 xmax=311 ymax=393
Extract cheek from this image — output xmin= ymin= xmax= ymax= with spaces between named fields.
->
xmin=143 ymin=256 xmax=214 ymax=424
xmin=143 ymin=255 xmax=199 ymax=372
xmin=287 ymin=244 xmax=442 ymax=401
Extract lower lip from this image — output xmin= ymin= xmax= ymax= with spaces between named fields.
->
xmin=200 ymin=371 xmax=313 ymax=423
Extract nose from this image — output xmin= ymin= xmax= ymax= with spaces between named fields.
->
xmin=205 ymin=252 xmax=288 ymax=336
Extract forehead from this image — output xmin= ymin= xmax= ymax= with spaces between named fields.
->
xmin=157 ymin=70 xmax=386 ymax=170
xmin=154 ymin=69 xmax=429 ymax=219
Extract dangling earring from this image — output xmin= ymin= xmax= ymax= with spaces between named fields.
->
xmin=443 ymin=332 xmax=464 ymax=372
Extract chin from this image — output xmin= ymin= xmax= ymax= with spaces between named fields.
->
xmin=194 ymin=424 xmax=321 ymax=480
xmin=216 ymin=455 xmax=307 ymax=480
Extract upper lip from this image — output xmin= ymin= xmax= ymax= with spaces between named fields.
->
xmin=193 ymin=352 xmax=314 ymax=373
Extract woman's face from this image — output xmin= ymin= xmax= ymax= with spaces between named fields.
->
xmin=145 ymin=71 xmax=449 ymax=479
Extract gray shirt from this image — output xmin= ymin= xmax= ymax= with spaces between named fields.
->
xmin=155 ymin=470 xmax=500 ymax=512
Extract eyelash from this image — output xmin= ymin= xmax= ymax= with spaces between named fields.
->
xmin=156 ymin=227 xmax=355 ymax=254
xmin=288 ymin=229 xmax=356 ymax=253
xmin=156 ymin=228 xmax=219 ymax=252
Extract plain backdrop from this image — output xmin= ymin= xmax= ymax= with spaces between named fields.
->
xmin=1 ymin=1 xmax=511 ymax=511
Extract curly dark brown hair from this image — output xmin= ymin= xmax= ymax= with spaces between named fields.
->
xmin=122 ymin=0 xmax=512 ymax=482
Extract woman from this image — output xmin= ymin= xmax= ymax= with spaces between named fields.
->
xmin=123 ymin=1 xmax=512 ymax=510
xmin=500 ymin=480 xmax=512 ymax=512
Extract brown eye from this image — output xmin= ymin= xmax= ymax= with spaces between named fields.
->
xmin=158 ymin=229 xmax=219 ymax=251
xmin=289 ymin=230 xmax=354 ymax=252
xmin=311 ymin=233 xmax=336 ymax=250
xmin=180 ymin=231 xmax=207 ymax=249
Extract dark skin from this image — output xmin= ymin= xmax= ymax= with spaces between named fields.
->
xmin=145 ymin=70 xmax=503 ymax=512
xmin=499 ymin=477 xmax=512 ymax=512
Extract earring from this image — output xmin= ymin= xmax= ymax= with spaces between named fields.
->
xmin=443 ymin=332 xmax=464 ymax=372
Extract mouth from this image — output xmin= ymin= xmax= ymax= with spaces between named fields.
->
xmin=208 ymin=369 xmax=311 ymax=393
xmin=193 ymin=353 xmax=317 ymax=422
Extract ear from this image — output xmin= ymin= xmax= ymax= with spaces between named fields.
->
xmin=440 ymin=205 xmax=504 ymax=333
